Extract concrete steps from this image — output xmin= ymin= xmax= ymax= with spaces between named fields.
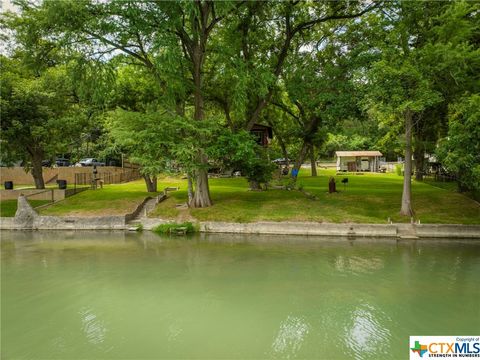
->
xmin=132 ymin=197 xmax=158 ymax=220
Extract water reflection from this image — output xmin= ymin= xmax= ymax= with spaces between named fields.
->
xmin=1 ymin=231 xmax=479 ymax=359
xmin=344 ymin=303 xmax=391 ymax=359
xmin=271 ymin=315 xmax=310 ymax=358
xmin=79 ymin=307 xmax=107 ymax=345
xmin=167 ymin=321 xmax=183 ymax=342
xmin=334 ymin=256 xmax=385 ymax=275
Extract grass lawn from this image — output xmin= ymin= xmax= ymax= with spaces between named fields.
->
xmin=26 ymin=169 xmax=479 ymax=224
xmin=153 ymin=169 xmax=479 ymax=224
xmin=38 ymin=179 xmax=183 ymax=216
xmin=0 ymin=200 xmax=51 ymax=217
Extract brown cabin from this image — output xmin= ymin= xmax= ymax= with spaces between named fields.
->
xmin=250 ymin=124 xmax=273 ymax=147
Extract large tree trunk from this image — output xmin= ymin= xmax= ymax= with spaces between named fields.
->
xmin=249 ymin=180 xmax=261 ymax=190
xmin=187 ymin=172 xmax=194 ymax=204
xmin=280 ymin=140 xmax=290 ymax=167
xmin=310 ymin=145 xmax=317 ymax=177
xmin=190 ymin=68 xmax=212 ymax=207
xmin=400 ymin=110 xmax=414 ymax=216
xmin=143 ymin=174 xmax=157 ymax=192
xmin=292 ymin=141 xmax=310 ymax=179
xmin=190 ymin=166 xmax=212 ymax=208
xmin=187 ymin=18 xmax=213 ymax=208
xmin=31 ymin=152 xmax=45 ymax=189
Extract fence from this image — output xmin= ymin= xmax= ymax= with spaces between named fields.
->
xmin=423 ymin=173 xmax=457 ymax=182
xmin=1 ymin=166 xmax=141 ymax=186
xmin=74 ymin=168 xmax=141 ymax=187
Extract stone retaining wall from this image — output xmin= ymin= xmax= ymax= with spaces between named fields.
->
xmin=200 ymin=221 xmax=400 ymax=237
xmin=1 ymin=216 xmax=125 ymax=230
xmin=200 ymin=221 xmax=480 ymax=239
xmin=413 ymin=224 xmax=480 ymax=238
xmin=33 ymin=215 xmax=125 ymax=230
xmin=2 ymin=215 xmax=479 ymax=238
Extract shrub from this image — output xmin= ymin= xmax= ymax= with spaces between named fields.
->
xmin=152 ymin=222 xmax=198 ymax=235
xmin=395 ymin=164 xmax=403 ymax=176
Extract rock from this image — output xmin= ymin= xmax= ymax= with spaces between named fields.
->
xmin=14 ymin=195 xmax=38 ymax=229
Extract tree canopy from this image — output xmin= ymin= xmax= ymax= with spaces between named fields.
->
xmin=1 ymin=0 xmax=478 ymax=211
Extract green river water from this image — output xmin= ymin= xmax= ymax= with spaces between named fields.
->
xmin=1 ymin=231 xmax=479 ymax=359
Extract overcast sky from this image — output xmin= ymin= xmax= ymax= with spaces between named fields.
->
xmin=1 ymin=0 xmax=19 ymax=13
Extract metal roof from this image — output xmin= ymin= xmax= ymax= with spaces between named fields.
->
xmin=335 ymin=151 xmax=383 ymax=157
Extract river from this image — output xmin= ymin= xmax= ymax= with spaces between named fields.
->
xmin=1 ymin=231 xmax=479 ymax=359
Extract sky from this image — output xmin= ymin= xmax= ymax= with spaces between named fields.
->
xmin=1 ymin=0 xmax=17 ymax=13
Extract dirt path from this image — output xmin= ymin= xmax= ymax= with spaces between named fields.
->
xmin=175 ymin=204 xmax=196 ymax=223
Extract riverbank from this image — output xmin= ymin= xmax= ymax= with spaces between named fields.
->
xmin=2 ymin=216 xmax=480 ymax=240
xmin=26 ymin=172 xmax=479 ymax=224
xmin=1 ymin=192 xmax=479 ymax=239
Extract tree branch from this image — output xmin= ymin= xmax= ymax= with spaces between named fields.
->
xmin=83 ymin=30 xmax=153 ymax=69
xmin=292 ymin=2 xmax=382 ymax=36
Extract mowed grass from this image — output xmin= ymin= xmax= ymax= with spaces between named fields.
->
xmin=38 ymin=178 xmax=183 ymax=216
xmin=0 ymin=200 xmax=51 ymax=217
xmin=26 ymin=170 xmax=479 ymax=224
xmin=154 ymin=169 xmax=479 ymax=224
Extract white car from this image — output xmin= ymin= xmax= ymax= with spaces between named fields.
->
xmin=76 ymin=158 xmax=105 ymax=166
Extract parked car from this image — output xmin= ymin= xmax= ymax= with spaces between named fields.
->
xmin=41 ymin=158 xmax=71 ymax=167
xmin=76 ymin=158 xmax=105 ymax=167
xmin=55 ymin=158 xmax=70 ymax=167
xmin=272 ymin=158 xmax=291 ymax=166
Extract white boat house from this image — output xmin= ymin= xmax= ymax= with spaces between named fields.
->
xmin=335 ymin=151 xmax=383 ymax=172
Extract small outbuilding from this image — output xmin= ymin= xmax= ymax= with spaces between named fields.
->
xmin=250 ymin=124 xmax=273 ymax=147
xmin=335 ymin=151 xmax=383 ymax=172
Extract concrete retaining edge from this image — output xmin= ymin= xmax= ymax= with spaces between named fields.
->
xmin=1 ymin=216 xmax=479 ymax=238
xmin=199 ymin=221 xmax=480 ymax=239
xmin=0 ymin=215 xmax=126 ymax=230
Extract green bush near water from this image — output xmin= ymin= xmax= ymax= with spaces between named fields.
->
xmin=152 ymin=222 xmax=198 ymax=235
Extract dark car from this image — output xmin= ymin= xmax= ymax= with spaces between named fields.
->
xmin=55 ymin=158 xmax=70 ymax=167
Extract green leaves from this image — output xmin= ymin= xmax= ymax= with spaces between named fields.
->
xmin=438 ymin=95 xmax=480 ymax=192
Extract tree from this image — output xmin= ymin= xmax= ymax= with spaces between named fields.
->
xmin=437 ymin=95 xmax=480 ymax=194
xmin=0 ymin=57 xmax=86 ymax=188
xmin=418 ymin=1 xmax=480 ymax=181
xmin=364 ymin=1 xmax=446 ymax=216
xmin=39 ymin=0 xmax=249 ymax=207
xmin=107 ymin=109 xmax=180 ymax=193
xmin=1 ymin=4 xmax=96 ymax=189
xmin=201 ymin=1 xmax=380 ymax=142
